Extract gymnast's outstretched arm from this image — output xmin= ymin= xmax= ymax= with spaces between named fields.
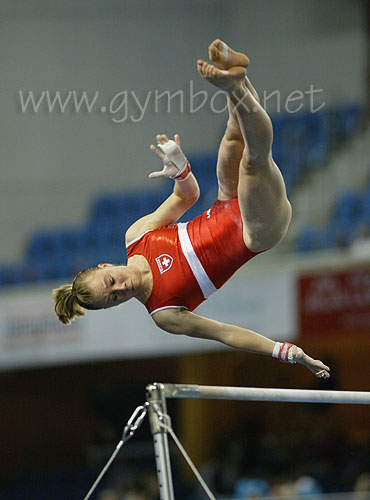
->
xmin=152 ymin=308 xmax=331 ymax=379
xmin=125 ymin=134 xmax=199 ymax=244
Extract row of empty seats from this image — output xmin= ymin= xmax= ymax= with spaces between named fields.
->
xmin=272 ymin=103 xmax=361 ymax=193
xmin=0 ymin=104 xmax=363 ymax=286
xmin=297 ymin=182 xmax=370 ymax=252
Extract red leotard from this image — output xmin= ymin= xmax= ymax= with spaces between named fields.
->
xmin=126 ymin=198 xmax=258 ymax=315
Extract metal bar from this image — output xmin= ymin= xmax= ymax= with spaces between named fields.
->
xmin=146 ymin=383 xmax=175 ymax=500
xmin=163 ymin=384 xmax=370 ymax=405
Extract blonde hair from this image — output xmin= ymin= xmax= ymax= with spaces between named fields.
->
xmin=52 ymin=267 xmax=99 ymax=325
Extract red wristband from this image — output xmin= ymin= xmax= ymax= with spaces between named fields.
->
xmin=279 ymin=342 xmax=294 ymax=363
xmin=173 ymin=161 xmax=191 ymax=181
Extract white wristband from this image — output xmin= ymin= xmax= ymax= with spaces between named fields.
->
xmin=272 ymin=342 xmax=282 ymax=359
xmin=272 ymin=342 xmax=298 ymax=363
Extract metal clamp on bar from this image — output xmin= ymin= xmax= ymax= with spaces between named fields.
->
xmin=122 ymin=402 xmax=149 ymax=443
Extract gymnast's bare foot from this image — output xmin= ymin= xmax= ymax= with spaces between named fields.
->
xmin=208 ymin=39 xmax=250 ymax=70
xmin=197 ymin=60 xmax=246 ymax=92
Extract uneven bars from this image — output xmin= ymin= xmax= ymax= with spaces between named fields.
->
xmin=162 ymin=384 xmax=370 ymax=405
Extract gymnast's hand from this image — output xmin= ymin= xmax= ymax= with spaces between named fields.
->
xmin=149 ymin=134 xmax=190 ymax=180
xmin=294 ymin=347 xmax=331 ymax=379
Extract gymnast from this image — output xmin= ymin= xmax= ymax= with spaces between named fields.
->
xmin=53 ymin=39 xmax=330 ymax=379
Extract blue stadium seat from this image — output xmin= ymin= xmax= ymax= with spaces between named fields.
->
xmin=359 ymin=191 xmax=370 ymax=224
xmin=191 ymin=152 xmax=217 ymax=173
xmin=191 ymin=153 xmax=218 ymax=195
xmin=90 ymin=194 xmax=120 ymax=221
xmin=280 ymin=115 xmax=307 ymax=167
xmin=0 ymin=262 xmax=38 ymax=286
xmin=90 ymin=190 xmax=169 ymax=228
xmin=27 ymin=227 xmax=91 ymax=268
xmin=0 ymin=266 xmax=11 ymax=286
xmin=27 ymin=231 xmax=55 ymax=262
xmin=30 ymin=259 xmax=73 ymax=282
xmin=333 ymin=190 xmax=362 ymax=223
xmin=77 ymin=222 xmax=126 ymax=268
xmin=272 ymin=114 xmax=310 ymax=185
xmin=297 ymin=225 xmax=322 ymax=252
xmin=53 ymin=228 xmax=90 ymax=258
xmin=178 ymin=203 xmax=202 ymax=223
xmin=271 ymin=116 xmax=287 ymax=165
xmin=336 ymin=103 xmax=361 ymax=140
xmin=306 ymin=110 xmax=334 ymax=168
xmin=139 ymin=190 xmax=164 ymax=214
xmin=321 ymin=219 xmax=353 ymax=249
xmin=115 ymin=193 xmax=142 ymax=222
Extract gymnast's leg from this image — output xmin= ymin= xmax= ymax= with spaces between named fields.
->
xmin=210 ymin=40 xmax=252 ymax=200
xmin=214 ymin=98 xmax=244 ymax=200
xmin=199 ymin=40 xmax=292 ymax=253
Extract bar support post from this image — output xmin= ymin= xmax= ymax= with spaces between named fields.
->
xmin=146 ymin=383 xmax=175 ymax=500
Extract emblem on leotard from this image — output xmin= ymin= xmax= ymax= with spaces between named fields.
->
xmin=155 ymin=254 xmax=174 ymax=274
xmin=206 ymin=208 xmax=211 ymax=219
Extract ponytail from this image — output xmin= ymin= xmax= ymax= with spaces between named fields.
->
xmin=52 ymin=284 xmax=85 ymax=325
xmin=52 ymin=267 xmax=98 ymax=324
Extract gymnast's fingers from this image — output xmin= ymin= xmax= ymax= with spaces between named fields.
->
xmin=149 ymin=168 xmax=167 ymax=179
xmin=316 ymin=369 xmax=330 ymax=379
xmin=156 ymin=134 xmax=168 ymax=144
xmin=150 ymin=144 xmax=165 ymax=159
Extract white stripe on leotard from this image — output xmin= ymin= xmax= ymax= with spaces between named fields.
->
xmin=150 ymin=305 xmax=188 ymax=316
xmin=177 ymin=222 xmax=217 ymax=299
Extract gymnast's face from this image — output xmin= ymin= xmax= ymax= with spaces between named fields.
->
xmin=85 ymin=264 xmax=139 ymax=309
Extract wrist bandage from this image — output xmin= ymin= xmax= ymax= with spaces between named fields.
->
xmin=173 ymin=161 xmax=191 ymax=181
xmin=272 ymin=342 xmax=298 ymax=363
xmin=159 ymin=140 xmax=191 ymax=180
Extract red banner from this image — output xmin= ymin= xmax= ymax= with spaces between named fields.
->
xmin=298 ymin=267 xmax=370 ymax=335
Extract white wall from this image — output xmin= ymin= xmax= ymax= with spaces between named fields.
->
xmin=0 ymin=0 xmax=367 ymax=261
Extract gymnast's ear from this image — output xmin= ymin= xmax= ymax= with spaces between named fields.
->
xmin=98 ymin=263 xmax=114 ymax=268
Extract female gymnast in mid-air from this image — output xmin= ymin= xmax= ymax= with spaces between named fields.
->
xmin=53 ymin=39 xmax=330 ymax=379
